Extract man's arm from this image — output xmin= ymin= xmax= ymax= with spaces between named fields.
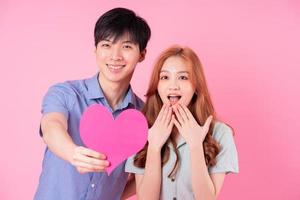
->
xmin=41 ymin=112 xmax=109 ymax=173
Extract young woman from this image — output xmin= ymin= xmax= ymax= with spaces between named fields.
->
xmin=125 ymin=45 xmax=238 ymax=200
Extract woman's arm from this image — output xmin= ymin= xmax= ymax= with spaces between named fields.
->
xmin=121 ymin=173 xmax=136 ymax=200
xmin=135 ymin=104 xmax=174 ymax=200
xmin=173 ymin=104 xmax=226 ymax=200
xmin=135 ymin=146 xmax=162 ymax=200
xmin=189 ymin=146 xmax=225 ymax=200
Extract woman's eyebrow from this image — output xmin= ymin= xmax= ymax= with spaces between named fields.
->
xmin=177 ymin=71 xmax=189 ymax=74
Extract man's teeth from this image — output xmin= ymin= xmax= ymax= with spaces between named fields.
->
xmin=107 ymin=64 xmax=124 ymax=69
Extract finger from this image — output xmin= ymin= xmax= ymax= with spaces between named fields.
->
xmin=76 ymin=166 xmax=106 ymax=174
xmin=203 ymin=115 xmax=213 ymax=131
xmin=181 ymin=104 xmax=194 ymax=121
xmin=167 ymin=114 xmax=175 ymax=131
xmin=73 ymin=152 xmax=108 ymax=166
xmin=177 ymin=104 xmax=189 ymax=121
xmin=76 ymin=167 xmax=87 ymax=174
xmin=173 ymin=116 xmax=181 ymax=130
xmin=77 ymin=166 xmax=94 ymax=174
xmin=77 ymin=146 xmax=106 ymax=159
xmin=157 ymin=104 xmax=167 ymax=121
xmin=163 ymin=106 xmax=172 ymax=125
xmin=73 ymin=159 xmax=109 ymax=171
xmin=161 ymin=104 xmax=170 ymax=124
xmin=173 ymin=105 xmax=184 ymax=124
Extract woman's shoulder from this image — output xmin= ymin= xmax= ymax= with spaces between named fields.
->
xmin=212 ymin=121 xmax=235 ymax=145
xmin=125 ymin=154 xmax=145 ymax=174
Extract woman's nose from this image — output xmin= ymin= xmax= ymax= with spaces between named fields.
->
xmin=168 ymin=80 xmax=180 ymax=90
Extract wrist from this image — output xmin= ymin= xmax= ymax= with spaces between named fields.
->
xmin=67 ymin=143 xmax=78 ymax=163
xmin=185 ymin=135 xmax=204 ymax=150
xmin=188 ymin=142 xmax=204 ymax=152
xmin=147 ymin=143 xmax=162 ymax=153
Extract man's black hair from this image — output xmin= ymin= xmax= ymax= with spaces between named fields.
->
xmin=94 ymin=7 xmax=151 ymax=52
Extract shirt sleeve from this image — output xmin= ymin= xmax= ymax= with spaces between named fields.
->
xmin=41 ymin=83 xmax=76 ymax=119
xmin=208 ymin=122 xmax=239 ymax=174
xmin=39 ymin=83 xmax=76 ymax=136
xmin=125 ymin=155 xmax=145 ymax=175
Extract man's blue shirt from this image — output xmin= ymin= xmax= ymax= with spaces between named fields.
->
xmin=34 ymin=73 xmax=144 ymax=200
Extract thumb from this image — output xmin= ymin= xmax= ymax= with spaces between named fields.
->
xmin=203 ymin=115 xmax=213 ymax=131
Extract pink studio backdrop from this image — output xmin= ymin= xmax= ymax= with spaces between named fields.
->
xmin=1 ymin=1 xmax=299 ymax=199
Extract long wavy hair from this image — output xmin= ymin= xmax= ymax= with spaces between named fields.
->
xmin=134 ymin=45 xmax=220 ymax=178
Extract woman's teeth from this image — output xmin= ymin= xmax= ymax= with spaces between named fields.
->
xmin=168 ymin=96 xmax=181 ymax=104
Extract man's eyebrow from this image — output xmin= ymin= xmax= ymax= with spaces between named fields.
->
xmin=122 ymin=40 xmax=135 ymax=44
xmin=101 ymin=39 xmax=112 ymax=42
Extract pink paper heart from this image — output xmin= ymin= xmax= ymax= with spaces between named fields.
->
xmin=80 ymin=104 xmax=148 ymax=175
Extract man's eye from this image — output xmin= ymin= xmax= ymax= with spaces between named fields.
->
xmin=123 ymin=45 xmax=132 ymax=49
xmin=101 ymin=44 xmax=110 ymax=47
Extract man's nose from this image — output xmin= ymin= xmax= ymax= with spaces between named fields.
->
xmin=110 ymin=47 xmax=123 ymax=61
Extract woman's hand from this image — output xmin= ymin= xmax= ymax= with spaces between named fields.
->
xmin=147 ymin=103 xmax=175 ymax=151
xmin=173 ymin=104 xmax=213 ymax=149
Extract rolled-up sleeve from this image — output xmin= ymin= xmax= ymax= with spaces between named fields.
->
xmin=41 ymin=83 xmax=75 ymax=119
xmin=39 ymin=83 xmax=76 ymax=137
xmin=208 ymin=123 xmax=239 ymax=174
xmin=125 ymin=155 xmax=145 ymax=175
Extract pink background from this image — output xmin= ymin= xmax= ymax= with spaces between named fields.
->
xmin=1 ymin=0 xmax=299 ymax=199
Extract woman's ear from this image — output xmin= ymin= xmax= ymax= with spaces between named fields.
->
xmin=139 ymin=49 xmax=147 ymax=62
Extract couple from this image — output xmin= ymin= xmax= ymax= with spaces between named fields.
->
xmin=34 ymin=7 xmax=238 ymax=200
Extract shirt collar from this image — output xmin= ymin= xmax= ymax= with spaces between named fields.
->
xmin=118 ymin=86 xmax=137 ymax=110
xmin=85 ymin=73 xmax=136 ymax=109
xmin=85 ymin=73 xmax=105 ymax=100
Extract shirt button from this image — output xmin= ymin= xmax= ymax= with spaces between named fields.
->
xmin=173 ymin=198 xmax=177 ymax=200
xmin=91 ymin=183 xmax=95 ymax=188
xmin=171 ymin=178 xmax=175 ymax=182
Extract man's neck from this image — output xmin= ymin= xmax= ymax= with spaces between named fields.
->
xmin=98 ymin=76 xmax=130 ymax=111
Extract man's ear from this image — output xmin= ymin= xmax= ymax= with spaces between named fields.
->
xmin=139 ymin=49 xmax=147 ymax=62
xmin=94 ymin=43 xmax=99 ymax=54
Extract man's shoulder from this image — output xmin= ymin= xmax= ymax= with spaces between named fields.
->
xmin=132 ymin=93 xmax=145 ymax=110
xmin=47 ymin=77 xmax=88 ymax=96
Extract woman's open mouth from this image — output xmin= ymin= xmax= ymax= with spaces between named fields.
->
xmin=168 ymin=95 xmax=181 ymax=105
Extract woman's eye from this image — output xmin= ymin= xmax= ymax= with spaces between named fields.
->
xmin=160 ymin=76 xmax=168 ymax=80
xmin=179 ymin=76 xmax=188 ymax=80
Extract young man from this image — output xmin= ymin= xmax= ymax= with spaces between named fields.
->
xmin=34 ymin=8 xmax=151 ymax=200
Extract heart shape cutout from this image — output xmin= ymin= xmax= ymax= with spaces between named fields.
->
xmin=80 ymin=104 xmax=148 ymax=175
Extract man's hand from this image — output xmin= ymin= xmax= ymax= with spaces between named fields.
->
xmin=71 ymin=146 xmax=110 ymax=173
